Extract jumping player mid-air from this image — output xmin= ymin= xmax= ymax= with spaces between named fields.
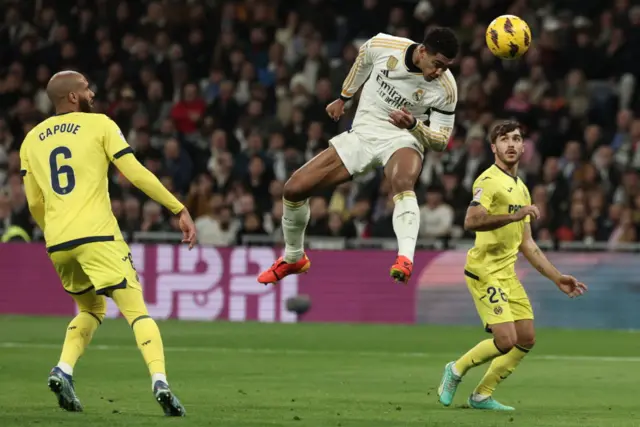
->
xmin=20 ymin=71 xmax=196 ymax=416
xmin=437 ymin=121 xmax=587 ymax=411
xmin=258 ymin=28 xmax=459 ymax=285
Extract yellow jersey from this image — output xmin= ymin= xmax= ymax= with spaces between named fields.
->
xmin=465 ymin=164 xmax=531 ymax=279
xmin=20 ymin=112 xmax=182 ymax=252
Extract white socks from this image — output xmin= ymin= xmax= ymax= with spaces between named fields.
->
xmin=282 ymin=198 xmax=310 ymax=263
xmin=471 ymin=393 xmax=490 ymax=402
xmin=152 ymin=372 xmax=168 ymax=389
xmin=392 ymin=191 xmax=420 ymax=262
xmin=57 ymin=361 xmax=73 ymax=376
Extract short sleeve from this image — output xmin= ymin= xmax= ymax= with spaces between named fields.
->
xmin=470 ymin=177 xmax=495 ymax=210
xmin=103 ymin=117 xmax=133 ymax=162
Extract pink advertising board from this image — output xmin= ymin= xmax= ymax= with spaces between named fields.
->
xmin=0 ymin=244 xmax=430 ymax=324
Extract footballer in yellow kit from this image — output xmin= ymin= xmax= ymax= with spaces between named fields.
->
xmin=436 ymin=121 xmax=588 ymax=411
xmin=465 ymin=161 xmax=534 ymax=328
xmin=20 ymin=71 xmax=196 ymax=416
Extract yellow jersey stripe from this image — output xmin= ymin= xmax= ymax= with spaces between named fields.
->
xmin=283 ymin=199 xmax=306 ymax=209
xmin=392 ymin=191 xmax=417 ymax=203
xmin=341 ymin=49 xmax=363 ymax=92
xmin=445 ymin=74 xmax=457 ymax=104
xmin=443 ymin=74 xmax=457 ymax=104
xmin=371 ymin=40 xmax=412 ymax=50
xmin=438 ymin=76 xmax=454 ymax=105
xmin=341 ymin=47 xmax=366 ymax=96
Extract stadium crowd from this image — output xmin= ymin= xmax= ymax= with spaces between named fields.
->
xmin=0 ymin=0 xmax=638 ymax=246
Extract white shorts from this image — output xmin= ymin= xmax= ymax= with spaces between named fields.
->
xmin=329 ymin=129 xmax=423 ymax=175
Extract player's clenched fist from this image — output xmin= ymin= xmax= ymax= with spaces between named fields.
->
xmin=512 ymin=205 xmax=540 ymax=222
xmin=326 ymin=99 xmax=345 ymax=121
xmin=388 ymin=107 xmax=416 ymax=129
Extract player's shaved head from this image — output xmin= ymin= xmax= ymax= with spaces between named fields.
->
xmin=47 ymin=70 xmax=94 ymax=113
xmin=46 ymin=71 xmax=84 ymax=102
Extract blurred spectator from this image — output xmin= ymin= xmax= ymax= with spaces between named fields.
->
xmin=420 ymin=187 xmax=454 ymax=238
xmin=3 ymin=0 xmax=640 ymax=246
xmin=195 ymin=201 xmax=239 ymax=246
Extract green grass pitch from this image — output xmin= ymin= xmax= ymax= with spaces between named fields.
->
xmin=1 ymin=316 xmax=640 ymax=426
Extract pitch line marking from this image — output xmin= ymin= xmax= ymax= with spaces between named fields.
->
xmin=1 ymin=342 xmax=639 ymax=363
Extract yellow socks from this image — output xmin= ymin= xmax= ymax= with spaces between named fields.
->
xmin=111 ymin=287 xmax=167 ymax=386
xmin=474 ymin=345 xmax=529 ymax=397
xmin=453 ymin=339 xmax=505 ymax=376
xmin=132 ymin=315 xmax=166 ymax=378
xmin=58 ymin=311 xmax=102 ymax=373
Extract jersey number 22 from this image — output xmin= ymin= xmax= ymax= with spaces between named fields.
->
xmin=49 ymin=146 xmax=76 ymax=195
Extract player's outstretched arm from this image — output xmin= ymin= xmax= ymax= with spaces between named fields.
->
xmin=463 ymin=203 xmax=537 ymax=232
xmin=113 ymin=155 xmax=196 ymax=249
xmin=519 ymin=223 xmax=587 ymax=298
xmin=103 ymin=116 xmax=196 ymax=248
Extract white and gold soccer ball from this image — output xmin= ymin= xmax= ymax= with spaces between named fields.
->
xmin=485 ymin=15 xmax=532 ymax=60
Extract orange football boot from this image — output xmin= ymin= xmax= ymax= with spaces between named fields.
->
xmin=257 ymin=254 xmax=311 ymax=285
xmin=390 ymin=255 xmax=413 ymax=284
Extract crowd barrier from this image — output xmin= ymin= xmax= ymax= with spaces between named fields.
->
xmin=0 ymin=243 xmax=636 ymax=330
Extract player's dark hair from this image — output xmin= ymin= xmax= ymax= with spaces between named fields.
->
xmin=490 ymin=120 xmax=522 ymax=144
xmin=423 ymin=27 xmax=459 ymax=60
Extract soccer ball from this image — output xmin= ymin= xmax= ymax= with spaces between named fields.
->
xmin=485 ymin=15 xmax=532 ymax=60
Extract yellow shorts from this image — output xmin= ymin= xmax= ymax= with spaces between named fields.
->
xmin=464 ymin=269 xmax=534 ymax=330
xmin=48 ymin=240 xmax=141 ymax=296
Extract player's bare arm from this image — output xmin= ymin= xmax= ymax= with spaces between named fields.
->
xmin=388 ymin=107 xmax=450 ymax=152
xmin=464 ymin=204 xmax=539 ymax=232
xmin=519 ymin=222 xmax=587 ymax=298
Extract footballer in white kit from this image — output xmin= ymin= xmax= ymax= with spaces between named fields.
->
xmin=258 ymin=27 xmax=459 ymax=285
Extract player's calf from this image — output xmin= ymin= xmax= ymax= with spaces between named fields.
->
xmin=110 ymin=286 xmax=187 ymax=416
xmin=385 ymin=148 xmax=422 ymax=283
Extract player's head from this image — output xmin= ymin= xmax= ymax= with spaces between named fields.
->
xmin=490 ymin=120 xmax=524 ymax=167
xmin=416 ymin=27 xmax=459 ymax=81
xmin=46 ymin=71 xmax=95 ymax=113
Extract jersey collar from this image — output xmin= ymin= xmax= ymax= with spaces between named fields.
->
xmin=492 ymin=163 xmax=518 ymax=183
xmin=404 ymin=43 xmax=422 ymax=74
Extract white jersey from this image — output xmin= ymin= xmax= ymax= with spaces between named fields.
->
xmin=341 ymin=33 xmax=457 ymax=145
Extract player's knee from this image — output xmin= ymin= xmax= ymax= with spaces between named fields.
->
xmin=110 ymin=288 xmax=149 ymax=325
xmin=82 ymin=310 xmax=105 ymax=325
xmin=390 ymin=176 xmax=416 ymax=194
xmin=493 ymin=335 xmax=516 ymax=353
xmin=92 ymin=309 xmax=106 ymax=324
xmin=517 ymin=334 xmax=535 ymax=350
xmin=283 ymin=177 xmax=307 ymax=202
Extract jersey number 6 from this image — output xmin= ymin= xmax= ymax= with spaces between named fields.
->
xmin=49 ymin=146 xmax=76 ymax=195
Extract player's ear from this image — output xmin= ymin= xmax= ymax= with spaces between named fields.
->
xmin=490 ymin=142 xmax=496 ymax=154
